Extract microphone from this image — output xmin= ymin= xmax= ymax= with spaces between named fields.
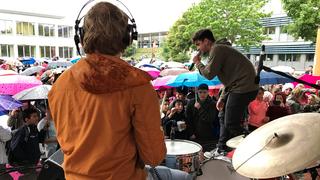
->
xmin=189 ymin=51 xmax=201 ymax=71
xmin=255 ymin=45 xmax=265 ymax=84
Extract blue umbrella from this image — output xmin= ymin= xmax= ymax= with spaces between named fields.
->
xmin=21 ymin=57 xmax=36 ymax=65
xmin=259 ymin=70 xmax=294 ymax=85
xmin=71 ymin=57 xmax=81 ymax=64
xmin=0 ymin=95 xmax=22 ymax=111
xmin=166 ymin=72 xmax=221 ymax=87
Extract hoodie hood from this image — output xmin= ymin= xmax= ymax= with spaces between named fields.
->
xmin=71 ymin=53 xmax=152 ymax=94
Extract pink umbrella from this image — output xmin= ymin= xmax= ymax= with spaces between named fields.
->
xmin=0 ymin=75 xmax=42 ymax=95
xmin=140 ymin=67 xmax=160 ymax=79
xmin=293 ymin=74 xmax=320 ymax=88
xmin=152 ymin=75 xmax=175 ymax=90
xmin=160 ymin=68 xmax=188 ymax=76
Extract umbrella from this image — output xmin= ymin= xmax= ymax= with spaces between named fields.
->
xmin=293 ymin=74 xmax=320 ymax=88
xmin=140 ymin=67 xmax=160 ymax=79
xmin=160 ymin=61 xmax=185 ymax=69
xmin=135 ymin=58 xmax=153 ymax=68
xmin=152 ymin=75 xmax=175 ymax=90
xmin=5 ymin=59 xmax=23 ymax=66
xmin=160 ymin=68 xmax=188 ymax=76
xmin=0 ymin=95 xmax=22 ymax=111
xmin=20 ymin=66 xmax=45 ymax=76
xmin=48 ymin=60 xmax=73 ymax=68
xmin=271 ymin=66 xmax=295 ymax=74
xmin=13 ymin=84 xmax=52 ymax=100
xmin=71 ymin=57 xmax=81 ymax=64
xmin=259 ymin=70 xmax=294 ymax=85
xmin=166 ymin=72 xmax=221 ymax=87
xmin=0 ymin=75 xmax=42 ymax=95
xmin=0 ymin=70 xmax=18 ymax=76
xmin=21 ymin=57 xmax=36 ymax=65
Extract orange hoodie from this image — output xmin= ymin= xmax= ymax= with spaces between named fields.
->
xmin=48 ymin=54 xmax=166 ymax=180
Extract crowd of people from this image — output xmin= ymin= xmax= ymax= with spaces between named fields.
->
xmin=0 ymin=1 xmax=320 ymax=180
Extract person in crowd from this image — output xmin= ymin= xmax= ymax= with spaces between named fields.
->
xmin=185 ymin=84 xmax=219 ymax=151
xmin=7 ymin=101 xmax=37 ymax=131
xmin=192 ymin=29 xmax=258 ymax=156
xmin=0 ymin=125 xmax=12 ymax=180
xmin=9 ymin=108 xmax=47 ymax=179
xmin=37 ymin=105 xmax=58 ymax=158
xmin=305 ymin=65 xmax=313 ymax=75
xmin=168 ymin=86 xmax=189 ymax=109
xmin=282 ymin=83 xmax=294 ymax=96
xmin=247 ymin=87 xmax=269 ymax=131
xmin=162 ymin=99 xmax=188 ymax=140
xmin=266 ymin=92 xmax=291 ymax=121
xmin=303 ymin=94 xmax=320 ymax=112
xmin=160 ymin=98 xmax=170 ymax=119
xmin=287 ymin=87 xmax=308 ymax=114
xmin=48 ymin=2 xmax=166 ymax=179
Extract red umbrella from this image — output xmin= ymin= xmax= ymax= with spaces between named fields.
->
xmin=293 ymin=74 xmax=320 ymax=88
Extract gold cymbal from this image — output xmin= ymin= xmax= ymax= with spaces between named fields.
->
xmin=232 ymin=113 xmax=320 ymax=179
xmin=226 ymin=134 xmax=245 ymax=148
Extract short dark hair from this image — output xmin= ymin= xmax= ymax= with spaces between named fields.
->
xmin=173 ymin=99 xmax=184 ymax=107
xmin=192 ymin=29 xmax=215 ymax=43
xmin=198 ymin=84 xmax=209 ymax=90
xmin=176 ymin=86 xmax=188 ymax=96
xmin=23 ymin=108 xmax=39 ymax=121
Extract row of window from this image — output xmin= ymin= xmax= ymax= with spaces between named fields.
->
xmin=0 ymin=44 xmax=73 ymax=58
xmin=252 ymin=54 xmax=314 ymax=62
xmin=0 ymin=20 xmax=73 ymax=38
xmin=263 ymin=26 xmax=288 ymax=35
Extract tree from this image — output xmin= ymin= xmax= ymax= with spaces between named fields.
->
xmin=166 ymin=0 xmax=270 ymax=60
xmin=282 ymin=0 xmax=320 ymax=42
xmin=122 ymin=43 xmax=137 ymax=57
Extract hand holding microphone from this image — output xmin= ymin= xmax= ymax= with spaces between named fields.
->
xmin=189 ymin=51 xmax=202 ymax=71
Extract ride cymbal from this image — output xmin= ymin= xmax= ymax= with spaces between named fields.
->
xmin=232 ymin=113 xmax=320 ymax=179
xmin=226 ymin=134 xmax=246 ymax=149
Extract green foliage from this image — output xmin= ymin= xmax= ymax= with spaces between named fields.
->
xmin=165 ymin=0 xmax=270 ymax=58
xmin=282 ymin=0 xmax=320 ymax=42
xmin=122 ymin=43 xmax=137 ymax=57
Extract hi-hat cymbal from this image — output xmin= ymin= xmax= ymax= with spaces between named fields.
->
xmin=232 ymin=113 xmax=320 ymax=179
xmin=226 ymin=134 xmax=245 ymax=148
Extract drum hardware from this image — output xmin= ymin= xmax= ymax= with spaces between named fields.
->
xmin=232 ymin=113 xmax=320 ymax=179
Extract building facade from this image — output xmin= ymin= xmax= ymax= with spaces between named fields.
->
xmin=0 ymin=9 xmax=75 ymax=60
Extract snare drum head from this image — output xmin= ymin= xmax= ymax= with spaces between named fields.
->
xmin=165 ymin=139 xmax=202 ymax=155
xmin=198 ymin=159 xmax=249 ymax=180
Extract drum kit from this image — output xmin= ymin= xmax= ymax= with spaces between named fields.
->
xmin=166 ymin=113 xmax=320 ymax=180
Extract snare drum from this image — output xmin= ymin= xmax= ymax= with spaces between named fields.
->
xmin=197 ymin=159 xmax=249 ymax=180
xmin=164 ymin=139 xmax=202 ymax=174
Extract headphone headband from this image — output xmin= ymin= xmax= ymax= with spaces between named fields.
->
xmin=74 ymin=0 xmax=138 ymax=56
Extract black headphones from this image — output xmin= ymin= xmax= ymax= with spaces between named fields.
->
xmin=74 ymin=0 xmax=138 ymax=55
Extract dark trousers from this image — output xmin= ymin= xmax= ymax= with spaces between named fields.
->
xmin=217 ymin=90 xmax=258 ymax=151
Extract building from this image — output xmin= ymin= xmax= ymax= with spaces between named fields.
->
xmin=136 ymin=0 xmax=315 ymax=71
xmin=0 ymin=9 xmax=75 ymax=60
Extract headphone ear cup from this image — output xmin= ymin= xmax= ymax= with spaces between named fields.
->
xmin=79 ymin=27 xmax=85 ymax=44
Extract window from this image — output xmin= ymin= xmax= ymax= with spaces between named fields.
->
xmin=0 ymin=44 xmax=14 ymax=57
xmin=58 ymin=25 xmax=73 ymax=38
xmin=17 ymin=45 xmax=36 ymax=57
xmin=16 ymin=22 xmax=35 ymax=36
xmin=40 ymin=46 xmax=56 ymax=58
xmin=39 ymin=24 xmax=55 ymax=37
xmin=263 ymin=27 xmax=276 ymax=35
xmin=278 ymin=54 xmax=301 ymax=62
xmin=266 ymin=54 xmax=273 ymax=61
xmin=59 ymin=47 xmax=73 ymax=58
xmin=306 ymin=54 xmax=314 ymax=62
xmin=0 ymin=20 xmax=13 ymax=35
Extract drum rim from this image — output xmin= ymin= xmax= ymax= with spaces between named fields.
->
xmin=165 ymin=139 xmax=203 ymax=155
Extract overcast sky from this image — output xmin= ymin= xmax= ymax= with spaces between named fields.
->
xmin=2 ymin=0 xmax=200 ymax=33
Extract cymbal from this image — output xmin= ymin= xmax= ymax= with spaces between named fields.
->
xmin=226 ymin=134 xmax=245 ymax=148
xmin=232 ymin=113 xmax=320 ymax=179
